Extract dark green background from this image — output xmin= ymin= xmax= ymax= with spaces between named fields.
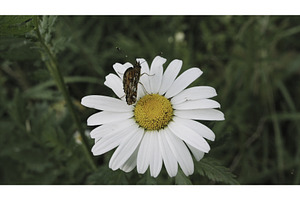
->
xmin=1 ymin=16 xmax=300 ymax=184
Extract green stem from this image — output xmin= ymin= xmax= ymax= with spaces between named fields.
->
xmin=34 ymin=16 xmax=97 ymax=171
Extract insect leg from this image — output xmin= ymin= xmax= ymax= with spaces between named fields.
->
xmin=140 ymin=72 xmax=155 ymax=77
xmin=138 ymin=82 xmax=149 ymax=95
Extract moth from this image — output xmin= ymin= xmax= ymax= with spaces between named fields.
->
xmin=123 ymin=61 xmax=142 ymax=105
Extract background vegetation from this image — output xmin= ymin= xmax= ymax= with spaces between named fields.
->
xmin=0 ymin=16 xmax=300 ymax=184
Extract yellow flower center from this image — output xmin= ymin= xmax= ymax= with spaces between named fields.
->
xmin=134 ymin=94 xmax=173 ymax=130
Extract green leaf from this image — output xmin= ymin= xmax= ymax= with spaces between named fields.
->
xmin=0 ymin=16 xmax=34 ymax=36
xmin=137 ymin=170 xmax=158 ymax=185
xmin=175 ymin=169 xmax=192 ymax=185
xmin=86 ymin=166 xmax=129 ymax=185
xmin=196 ymin=158 xmax=239 ymax=185
xmin=266 ymin=113 xmax=300 ymax=121
xmin=7 ymin=89 xmax=27 ymax=126
xmin=22 ymin=76 xmax=101 ymax=100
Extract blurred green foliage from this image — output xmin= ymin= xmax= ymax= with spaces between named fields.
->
xmin=0 ymin=16 xmax=300 ymax=184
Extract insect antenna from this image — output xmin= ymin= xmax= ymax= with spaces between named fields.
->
xmin=116 ymin=47 xmax=145 ymax=66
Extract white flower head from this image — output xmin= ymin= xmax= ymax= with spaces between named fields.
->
xmin=81 ymin=56 xmax=224 ymax=178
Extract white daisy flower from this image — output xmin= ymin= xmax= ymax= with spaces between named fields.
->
xmin=81 ymin=56 xmax=224 ymax=178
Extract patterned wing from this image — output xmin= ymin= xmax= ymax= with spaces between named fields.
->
xmin=123 ymin=64 xmax=141 ymax=105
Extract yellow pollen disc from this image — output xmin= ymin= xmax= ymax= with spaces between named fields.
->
xmin=134 ymin=94 xmax=173 ymax=130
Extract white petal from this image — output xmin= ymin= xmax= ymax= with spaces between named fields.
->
xmin=137 ymin=82 xmax=146 ymax=102
xmin=168 ymin=118 xmax=210 ymax=153
xmin=173 ymin=99 xmax=220 ymax=110
xmin=104 ymin=73 xmax=125 ymax=100
xmin=137 ymin=131 xmax=152 ymax=174
xmin=157 ymin=129 xmax=178 ymax=177
xmin=174 ymin=109 xmax=225 ymax=121
xmin=164 ymin=128 xmax=194 ymax=176
xmin=159 ymin=59 xmax=182 ymax=95
xmin=137 ymin=58 xmax=151 ymax=96
xmin=187 ymin=144 xmax=205 ymax=161
xmin=91 ymin=121 xmax=137 ymax=155
xmin=175 ymin=117 xmax=215 ymax=141
xmin=171 ymin=86 xmax=217 ymax=105
xmin=137 ymin=58 xmax=149 ymax=71
xmin=113 ymin=62 xmax=132 ymax=79
xmin=87 ymin=111 xmax=133 ymax=126
xmin=165 ymin=68 xmax=203 ymax=98
xmin=149 ymin=56 xmax=166 ymax=93
xmin=120 ymin=143 xmax=140 ymax=172
xmin=149 ymin=130 xmax=163 ymax=178
xmin=90 ymin=125 xmax=109 ymax=139
xmin=81 ymin=95 xmax=132 ymax=112
xmin=90 ymin=119 xmax=132 ymax=139
xmin=109 ymin=127 xmax=144 ymax=171
xmin=90 ymin=124 xmax=113 ymax=140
